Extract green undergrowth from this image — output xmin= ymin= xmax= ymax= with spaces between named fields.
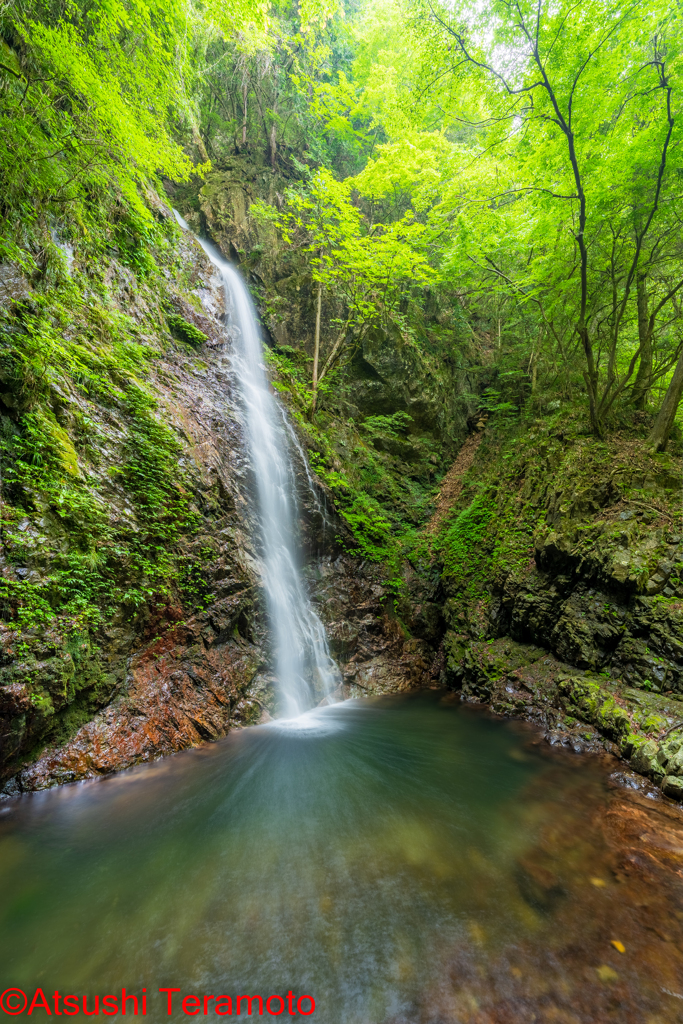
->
xmin=435 ymin=403 xmax=682 ymax=632
xmin=436 ymin=481 xmax=540 ymax=603
xmin=265 ymin=346 xmax=443 ymax=592
xmin=167 ymin=313 xmax=208 ymax=347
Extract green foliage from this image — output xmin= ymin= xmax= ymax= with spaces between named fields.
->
xmin=337 ymin=490 xmax=397 ymax=562
xmin=0 ymin=282 xmax=160 ymax=418
xmin=112 ymin=213 xmax=160 ymax=277
xmin=121 ymin=385 xmax=200 ymax=541
xmin=242 ymin=0 xmax=683 ymax=441
xmin=269 ymin=348 xmax=442 ymax=587
xmin=395 ymin=0 xmax=683 ymax=436
xmin=0 ymin=579 xmax=55 ymax=630
xmin=264 ymin=168 xmax=433 ymax=319
xmin=361 ymin=411 xmax=413 ymax=437
xmin=265 ymin=347 xmax=313 ymax=404
xmin=254 ymin=167 xmax=433 ymax=396
xmin=437 ymin=490 xmax=495 ymax=591
xmin=0 ymin=0 xmax=199 ymax=229
xmin=167 ymin=314 xmax=208 ymax=347
xmin=5 ymin=0 xmax=679 ymax=442
xmin=190 ymin=0 xmax=376 ymax=177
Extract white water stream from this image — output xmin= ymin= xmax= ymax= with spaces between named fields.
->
xmin=174 ymin=211 xmax=340 ymax=716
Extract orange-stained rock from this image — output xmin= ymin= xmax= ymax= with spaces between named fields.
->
xmin=19 ymin=593 xmax=262 ymax=790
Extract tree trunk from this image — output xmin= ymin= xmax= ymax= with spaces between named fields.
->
xmin=310 ymin=283 xmax=322 ymax=416
xmin=191 ymin=123 xmax=209 ymax=163
xmin=308 ymin=320 xmax=350 ymax=418
xmin=576 ymin=322 xmax=602 ymax=435
xmin=529 ymin=325 xmax=542 ymax=394
xmin=648 ymin=351 xmax=683 ymax=451
xmin=242 ymin=84 xmax=248 ymax=146
xmin=269 ymin=123 xmax=277 ymax=169
xmin=633 ymin=273 xmax=652 ymax=410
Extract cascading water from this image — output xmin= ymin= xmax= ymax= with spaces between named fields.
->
xmin=174 ymin=211 xmax=339 ymax=717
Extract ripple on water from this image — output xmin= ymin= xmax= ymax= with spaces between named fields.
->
xmin=1 ymin=694 xmax=682 ymax=1024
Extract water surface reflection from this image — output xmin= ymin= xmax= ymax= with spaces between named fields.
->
xmin=1 ymin=694 xmax=682 ymax=1022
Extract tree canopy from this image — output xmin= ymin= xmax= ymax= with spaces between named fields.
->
xmin=1 ymin=0 xmax=682 ymax=445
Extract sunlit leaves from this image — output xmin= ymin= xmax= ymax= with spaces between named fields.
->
xmin=258 ymin=167 xmax=433 ymax=336
xmin=1 ymin=1 xmax=192 ymax=220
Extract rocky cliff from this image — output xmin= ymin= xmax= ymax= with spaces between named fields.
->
xmin=0 ymin=169 xmax=444 ymax=794
xmin=0 ymin=214 xmax=271 ymax=792
xmin=2 ymin=158 xmax=682 ymax=802
xmin=437 ymin=418 xmax=683 ymax=800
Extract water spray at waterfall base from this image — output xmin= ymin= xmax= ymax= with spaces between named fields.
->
xmin=174 ymin=211 xmax=340 ymax=718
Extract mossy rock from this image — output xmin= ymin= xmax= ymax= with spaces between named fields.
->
xmin=628 ymin=737 xmax=665 ymax=780
xmin=594 ymin=696 xmax=631 ymax=741
xmin=557 ymin=676 xmax=603 ymax=720
xmin=167 ymin=313 xmax=208 ymax=347
xmin=662 ymin=775 xmax=683 ymax=800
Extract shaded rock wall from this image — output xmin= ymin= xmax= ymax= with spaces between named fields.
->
xmin=439 ymin=427 xmax=682 ymax=693
xmin=435 ymin=420 xmax=683 ymax=797
xmin=494 ymin=466 xmax=682 ymax=694
xmin=0 ymin=222 xmax=277 ymax=790
xmin=1 ymin=175 xmax=439 ymax=794
xmin=307 ymin=554 xmax=439 ymax=699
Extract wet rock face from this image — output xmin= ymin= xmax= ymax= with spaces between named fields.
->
xmin=493 ymin=551 xmax=683 ymax=694
xmin=185 ymin=160 xmax=324 ymax=352
xmin=342 ymin=327 xmax=467 ymax=439
xmin=437 ymin=430 xmax=683 ymax=797
xmin=462 ymin=437 xmax=683 ymax=697
xmin=3 ymin=505 xmax=435 ymax=793
xmin=0 ymin=229 xmax=276 ymax=791
xmin=308 ymin=555 xmax=439 ymax=698
xmin=0 ymin=263 xmax=32 ymax=307
xmin=19 ymin=593 xmax=262 ymax=789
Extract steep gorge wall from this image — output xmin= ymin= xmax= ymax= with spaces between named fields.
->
xmin=0 ymin=165 xmax=448 ymax=794
xmin=436 ymin=419 xmax=683 ymax=799
xmin=0 ymin=214 xmax=274 ymax=792
xmin=3 ymin=156 xmax=681 ymax=799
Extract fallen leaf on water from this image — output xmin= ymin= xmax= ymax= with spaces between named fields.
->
xmin=611 ymin=940 xmax=626 ymax=953
xmin=597 ymin=965 xmax=619 ymax=983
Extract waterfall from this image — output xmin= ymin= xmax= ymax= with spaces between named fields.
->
xmin=173 ymin=211 xmax=340 ymax=717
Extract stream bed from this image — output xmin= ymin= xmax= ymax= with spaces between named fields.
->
xmin=1 ymin=694 xmax=682 ymax=1023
